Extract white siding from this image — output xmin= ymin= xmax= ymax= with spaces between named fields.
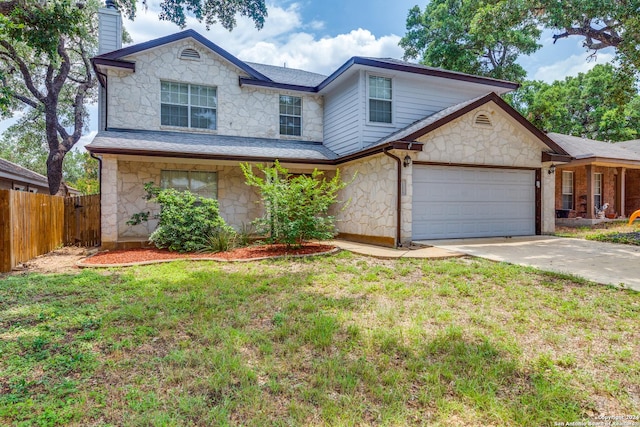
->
xmin=323 ymin=73 xmax=361 ymax=155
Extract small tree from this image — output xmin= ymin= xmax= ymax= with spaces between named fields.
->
xmin=241 ymin=161 xmax=349 ymax=248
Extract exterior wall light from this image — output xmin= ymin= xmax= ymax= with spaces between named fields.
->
xmin=548 ymin=164 xmax=556 ymax=174
xmin=403 ymin=155 xmax=412 ymax=168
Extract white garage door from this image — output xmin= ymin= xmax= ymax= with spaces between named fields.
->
xmin=412 ymin=165 xmax=536 ymax=240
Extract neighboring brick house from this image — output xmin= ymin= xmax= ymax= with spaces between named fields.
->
xmin=548 ymin=133 xmax=640 ymax=220
xmin=87 ymin=3 xmax=571 ymax=249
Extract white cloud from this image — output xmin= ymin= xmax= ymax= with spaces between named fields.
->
xmin=76 ymin=130 xmax=97 ymax=151
xmin=533 ymin=51 xmax=615 ymax=83
xmin=123 ymin=3 xmax=403 ymax=75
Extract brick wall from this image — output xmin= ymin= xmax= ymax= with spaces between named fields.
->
xmin=626 ymin=169 xmax=640 ymax=217
xmin=555 ymin=165 xmax=618 ymax=217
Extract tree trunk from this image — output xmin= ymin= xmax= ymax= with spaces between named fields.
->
xmin=46 ymin=149 xmax=65 ymax=195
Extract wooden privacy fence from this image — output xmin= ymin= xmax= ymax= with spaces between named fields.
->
xmin=0 ymin=190 xmax=100 ymax=273
xmin=64 ymin=194 xmax=101 ymax=247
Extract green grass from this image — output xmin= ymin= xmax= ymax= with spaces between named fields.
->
xmin=1 ymin=254 xmax=639 ymax=426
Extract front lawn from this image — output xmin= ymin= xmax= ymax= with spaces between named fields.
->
xmin=1 ymin=254 xmax=638 ymax=426
xmin=556 ymin=221 xmax=640 ymax=245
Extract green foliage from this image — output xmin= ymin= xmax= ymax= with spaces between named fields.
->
xmin=199 ymin=227 xmax=238 ymax=253
xmin=0 ymin=113 xmax=99 ymax=194
xmin=401 ymin=0 xmax=640 ymax=80
xmin=0 ymin=0 xmax=99 ymax=194
xmin=131 ymin=183 xmax=233 ymax=252
xmin=506 ymin=64 xmax=640 ymax=141
xmin=241 ymin=161 xmax=349 ymax=248
xmin=400 ymin=0 xmax=541 ymax=82
xmin=113 ymin=0 xmax=267 ymax=30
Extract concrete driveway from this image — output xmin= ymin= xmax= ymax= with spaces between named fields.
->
xmin=417 ymin=236 xmax=640 ymax=292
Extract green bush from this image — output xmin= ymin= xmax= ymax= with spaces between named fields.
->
xmin=129 ymin=183 xmax=234 ymax=252
xmin=241 ymin=161 xmax=349 ymax=248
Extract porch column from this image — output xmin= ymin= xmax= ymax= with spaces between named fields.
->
xmin=616 ymin=167 xmax=626 ymax=217
xmin=585 ymin=164 xmax=594 ymax=219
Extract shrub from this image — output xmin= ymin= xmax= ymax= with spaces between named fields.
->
xmin=129 ymin=183 xmax=234 ymax=252
xmin=241 ymin=161 xmax=349 ymax=248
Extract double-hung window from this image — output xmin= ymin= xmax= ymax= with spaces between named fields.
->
xmin=368 ymin=75 xmax=392 ymax=123
xmin=160 ymin=170 xmax=218 ymax=199
xmin=561 ymin=171 xmax=574 ymax=210
xmin=279 ymin=95 xmax=302 ymax=136
xmin=161 ymin=81 xmax=217 ymax=130
xmin=594 ymin=173 xmax=603 ymax=209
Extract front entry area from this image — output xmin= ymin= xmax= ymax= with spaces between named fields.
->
xmin=412 ymin=165 xmax=536 ymax=240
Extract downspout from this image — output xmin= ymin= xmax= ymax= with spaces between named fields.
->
xmin=96 ymin=70 xmax=108 ymax=130
xmin=383 ymin=147 xmax=402 ymax=247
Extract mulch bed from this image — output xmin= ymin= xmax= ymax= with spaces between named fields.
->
xmin=81 ymin=243 xmax=337 ymax=265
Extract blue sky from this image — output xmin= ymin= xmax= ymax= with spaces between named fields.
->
xmin=0 ymin=0 xmax=617 ymax=147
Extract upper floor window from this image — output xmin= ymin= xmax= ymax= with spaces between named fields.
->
xmin=161 ymin=81 xmax=217 ymax=130
xmin=368 ymin=75 xmax=392 ymax=124
xmin=279 ymin=95 xmax=302 ymax=136
xmin=161 ymin=170 xmax=218 ymax=199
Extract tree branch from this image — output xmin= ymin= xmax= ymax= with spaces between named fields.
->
xmin=0 ymin=40 xmax=46 ymax=103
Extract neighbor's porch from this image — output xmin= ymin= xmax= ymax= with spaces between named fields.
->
xmin=555 ymin=163 xmax=640 ymax=226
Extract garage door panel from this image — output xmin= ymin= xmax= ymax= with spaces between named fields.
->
xmin=412 ymin=166 xmax=535 ymax=240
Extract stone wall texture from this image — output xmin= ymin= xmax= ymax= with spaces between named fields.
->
xmin=334 ymin=155 xmax=396 ymax=241
xmin=107 ymin=39 xmax=323 ymax=141
xmin=115 ymin=159 xmax=263 ymax=240
xmin=415 ymin=103 xmax=544 ymax=168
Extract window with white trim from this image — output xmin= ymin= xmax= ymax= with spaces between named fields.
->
xmin=279 ymin=95 xmax=302 ymax=136
xmin=160 ymin=81 xmax=217 ymax=130
xmin=561 ymin=171 xmax=574 ymax=210
xmin=368 ymin=75 xmax=392 ymax=123
xmin=594 ymin=173 xmax=603 ymax=209
xmin=160 ymin=170 xmax=218 ymax=199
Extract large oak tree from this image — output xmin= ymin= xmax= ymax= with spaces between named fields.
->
xmin=0 ymin=0 xmax=267 ymax=195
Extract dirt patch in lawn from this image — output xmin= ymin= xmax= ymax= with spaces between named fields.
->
xmin=81 ymin=243 xmax=337 ymax=266
xmin=2 ymin=246 xmax=90 ymax=276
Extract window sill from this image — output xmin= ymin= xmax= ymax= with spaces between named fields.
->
xmin=159 ymin=126 xmax=218 ymax=134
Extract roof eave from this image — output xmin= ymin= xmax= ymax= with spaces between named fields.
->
xmin=86 ymin=140 xmax=423 ymax=166
xmin=238 ymin=77 xmax=318 ymax=93
xmin=92 ymin=29 xmax=272 ymax=82
xmin=317 ymin=57 xmax=520 ymax=93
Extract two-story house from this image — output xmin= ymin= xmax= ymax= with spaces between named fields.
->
xmin=88 ymin=3 xmax=570 ymax=249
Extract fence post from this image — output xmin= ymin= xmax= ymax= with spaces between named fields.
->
xmin=0 ymin=190 xmax=12 ymax=272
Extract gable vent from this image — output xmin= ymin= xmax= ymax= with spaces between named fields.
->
xmin=474 ymin=113 xmax=492 ymax=127
xmin=180 ymin=48 xmax=201 ymax=60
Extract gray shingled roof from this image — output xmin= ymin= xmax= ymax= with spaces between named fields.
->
xmin=245 ymin=62 xmax=327 ymax=87
xmin=0 ymin=157 xmax=49 ymax=186
xmin=87 ymin=130 xmax=339 ymax=161
xmin=548 ymin=133 xmax=640 ymax=161
xmin=616 ymin=139 xmax=640 ymax=156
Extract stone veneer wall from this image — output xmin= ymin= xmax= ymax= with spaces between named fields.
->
xmin=116 ymin=160 xmax=262 ymax=240
xmin=415 ymin=104 xmax=543 ymax=168
xmin=414 ymin=102 xmax=556 ymax=234
xmin=334 ymin=155 xmax=397 ymax=244
xmin=107 ymin=39 xmax=323 ymax=141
